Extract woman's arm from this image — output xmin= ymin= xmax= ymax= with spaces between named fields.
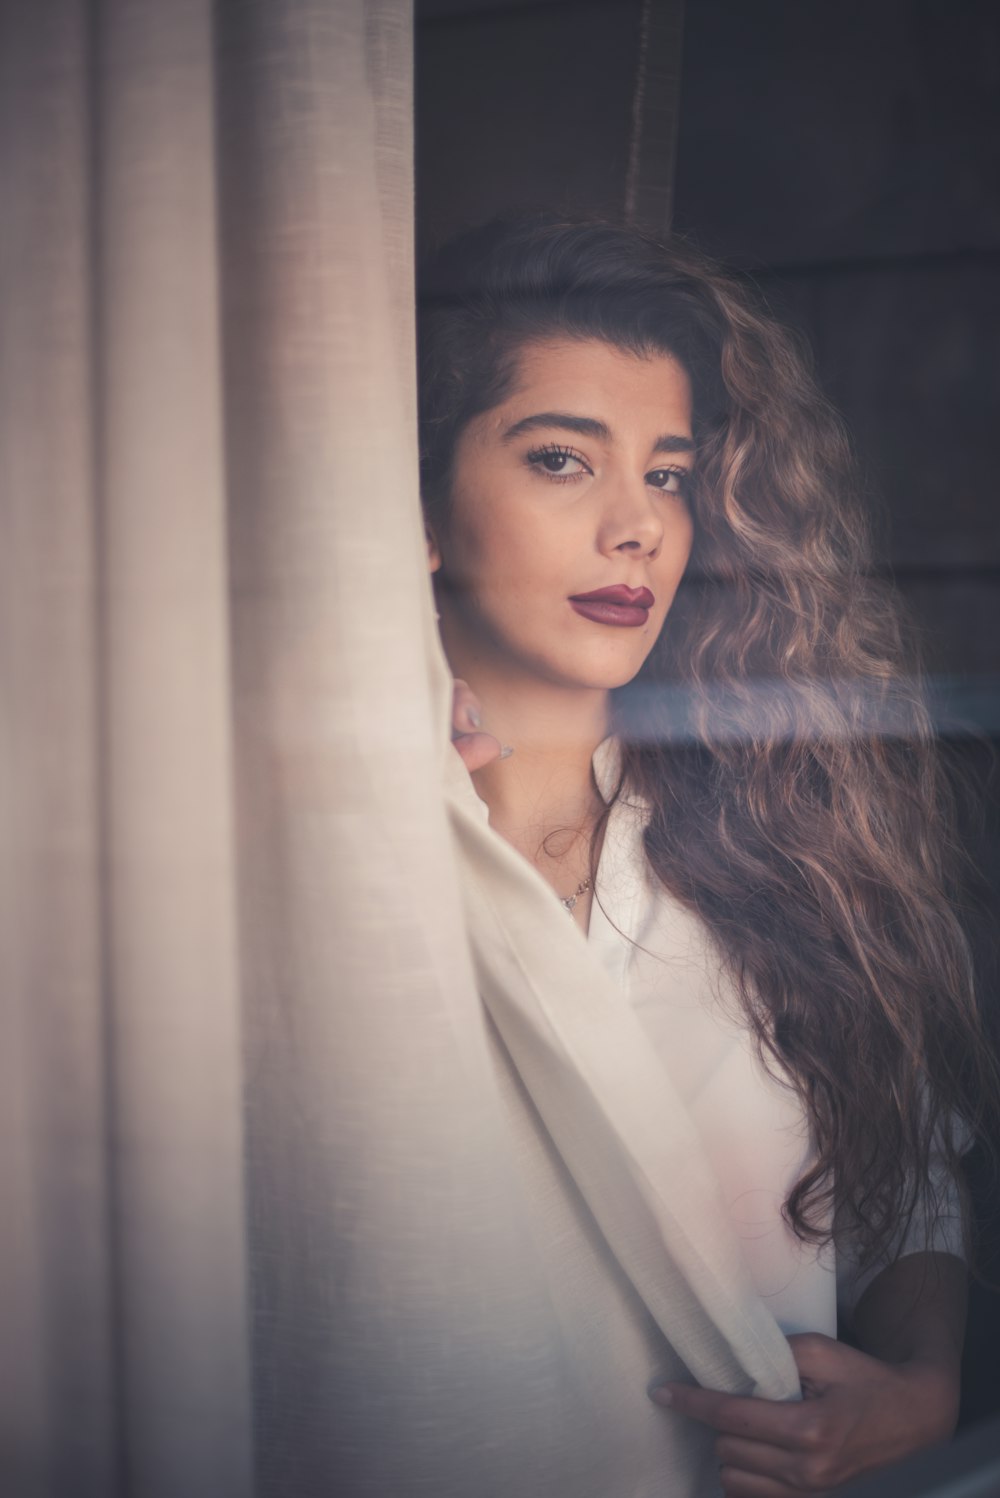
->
xmin=650 ymin=1252 xmax=967 ymax=1497
xmin=851 ymin=1248 xmax=966 ymax=1427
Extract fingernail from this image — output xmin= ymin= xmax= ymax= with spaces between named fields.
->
xmin=649 ymin=1387 xmax=673 ymax=1406
xmin=499 ymin=744 xmax=514 ymax=759
xmin=467 ymin=705 xmax=482 ymax=729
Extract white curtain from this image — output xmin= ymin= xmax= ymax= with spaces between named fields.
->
xmin=0 ymin=3 xmax=798 ymax=1495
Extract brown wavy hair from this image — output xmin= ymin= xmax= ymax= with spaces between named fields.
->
xmin=418 ymin=215 xmax=996 ymax=1270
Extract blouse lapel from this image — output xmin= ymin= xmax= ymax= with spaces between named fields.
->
xmin=443 ymin=744 xmax=801 ymax=1403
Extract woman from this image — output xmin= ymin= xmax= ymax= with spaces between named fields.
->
xmin=418 ymin=217 xmax=992 ymax=1496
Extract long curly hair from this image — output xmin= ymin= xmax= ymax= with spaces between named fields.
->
xmin=417 ymin=215 xmax=995 ymax=1269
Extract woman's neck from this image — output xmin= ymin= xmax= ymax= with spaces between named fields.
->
xmin=443 ymin=644 xmax=610 ymax=856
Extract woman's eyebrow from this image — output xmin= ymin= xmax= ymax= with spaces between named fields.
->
xmin=501 ymin=411 xmax=609 ymax=442
xmin=500 ymin=411 xmax=694 ymax=456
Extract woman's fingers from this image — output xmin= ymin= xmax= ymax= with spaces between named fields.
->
xmin=718 ymin=1468 xmax=819 ymax=1498
xmin=715 ymin=1434 xmax=833 ymax=1492
xmin=657 ymin=1380 xmax=847 ymax=1492
xmin=451 ymin=678 xmax=483 ymax=735
xmin=655 ymin=1333 xmax=951 ymax=1494
xmin=652 ymin=1385 xmax=808 ymax=1447
xmin=452 ymin=730 xmax=503 ymax=772
xmin=451 ymin=678 xmax=504 ymax=771
xmin=715 ymin=1435 xmax=805 ymax=1479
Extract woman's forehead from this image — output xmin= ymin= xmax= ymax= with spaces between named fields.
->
xmin=484 ymin=335 xmax=693 ymax=440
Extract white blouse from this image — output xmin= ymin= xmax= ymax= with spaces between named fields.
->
xmin=583 ymin=736 xmax=965 ymax=1328
xmin=445 ymin=733 xmax=964 ymax=1498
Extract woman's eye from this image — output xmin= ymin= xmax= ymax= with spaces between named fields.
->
xmin=647 ymin=467 xmax=690 ymax=496
xmin=525 ymin=445 xmax=590 ymax=480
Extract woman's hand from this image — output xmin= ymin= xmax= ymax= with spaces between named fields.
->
xmin=450 ymin=677 xmax=504 ymax=772
xmin=652 ymin=1332 xmax=961 ymax=1496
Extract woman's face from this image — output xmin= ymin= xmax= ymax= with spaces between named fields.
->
xmin=428 ymin=336 xmax=695 ymax=692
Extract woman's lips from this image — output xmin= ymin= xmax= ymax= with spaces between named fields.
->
xmin=568 ymin=585 xmax=654 ymax=628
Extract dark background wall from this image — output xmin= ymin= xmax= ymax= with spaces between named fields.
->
xmin=415 ymin=0 xmax=1000 ymax=1427
xmin=673 ymin=0 xmax=1000 ymax=720
xmin=417 ymin=0 xmax=646 ymax=240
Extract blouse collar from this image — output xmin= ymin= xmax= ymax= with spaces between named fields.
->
xmin=592 ymin=735 xmax=625 ymax=806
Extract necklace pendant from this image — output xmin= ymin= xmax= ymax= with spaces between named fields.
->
xmin=560 ymin=875 xmax=591 ymax=914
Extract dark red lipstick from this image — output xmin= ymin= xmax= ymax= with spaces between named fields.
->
xmin=568 ymin=584 xmax=655 ymax=628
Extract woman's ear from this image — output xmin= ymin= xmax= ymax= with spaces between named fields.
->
xmin=425 ymin=519 xmax=442 ymax=574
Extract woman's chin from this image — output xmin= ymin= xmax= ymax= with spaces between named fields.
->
xmin=566 ymin=645 xmax=655 ymax=692
xmin=537 ymin=656 xmax=650 ymax=694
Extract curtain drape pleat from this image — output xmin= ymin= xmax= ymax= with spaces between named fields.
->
xmin=3 ymin=2 xmax=251 ymax=1494
xmin=1 ymin=9 xmax=112 ymax=1491
xmin=215 ymin=4 xmax=581 ymax=1490
xmin=1 ymin=3 xmax=580 ymax=1493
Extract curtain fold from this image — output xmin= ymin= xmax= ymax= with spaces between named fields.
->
xmin=1 ymin=9 xmax=112 ymax=1491
xmin=3 ymin=2 xmax=251 ymax=1495
xmin=97 ymin=1 xmax=252 ymax=1490
xmin=215 ymin=3 xmax=583 ymax=1490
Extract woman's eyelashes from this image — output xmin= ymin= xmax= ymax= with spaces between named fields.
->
xmin=524 ymin=443 xmax=591 ymax=481
xmin=646 ymin=466 xmax=691 ymax=496
xmin=524 ymin=443 xmax=691 ymax=496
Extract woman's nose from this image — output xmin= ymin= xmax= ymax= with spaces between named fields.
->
xmin=597 ymin=475 xmax=664 ymax=558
